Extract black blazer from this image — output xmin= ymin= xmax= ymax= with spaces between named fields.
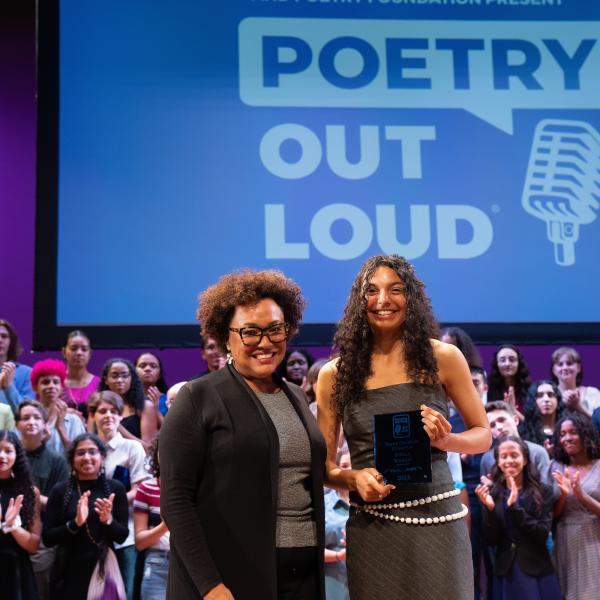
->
xmin=482 ymin=485 xmax=555 ymax=577
xmin=160 ymin=364 xmax=327 ymax=600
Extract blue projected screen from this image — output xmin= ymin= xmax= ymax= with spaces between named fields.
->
xmin=54 ymin=0 xmax=600 ymax=328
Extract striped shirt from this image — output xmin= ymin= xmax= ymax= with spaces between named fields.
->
xmin=133 ymin=477 xmax=170 ymax=551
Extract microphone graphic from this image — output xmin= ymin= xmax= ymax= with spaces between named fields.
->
xmin=522 ymin=119 xmax=600 ymax=266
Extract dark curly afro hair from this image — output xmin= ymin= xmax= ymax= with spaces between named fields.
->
xmin=197 ymin=269 xmax=306 ymax=353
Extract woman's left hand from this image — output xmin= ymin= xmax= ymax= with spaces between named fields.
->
xmin=570 ymin=470 xmax=587 ymax=503
xmin=506 ymin=476 xmax=519 ymax=506
xmin=421 ymin=405 xmax=452 ymax=450
xmin=94 ymin=493 xmax=115 ymax=525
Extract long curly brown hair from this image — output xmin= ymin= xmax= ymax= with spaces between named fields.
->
xmin=197 ymin=269 xmax=306 ymax=353
xmin=333 ymin=255 xmax=440 ymax=418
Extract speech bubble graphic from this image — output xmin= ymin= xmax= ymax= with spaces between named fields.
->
xmin=239 ymin=18 xmax=600 ymax=134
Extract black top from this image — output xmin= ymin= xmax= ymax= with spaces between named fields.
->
xmin=25 ymin=443 xmax=69 ymax=498
xmin=121 ymin=413 xmax=141 ymax=439
xmin=160 ymin=364 xmax=326 ymax=600
xmin=43 ymin=477 xmax=129 ymax=599
xmin=483 ymin=485 xmax=555 ymax=577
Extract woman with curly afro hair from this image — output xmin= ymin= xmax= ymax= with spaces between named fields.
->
xmin=316 ymin=255 xmax=491 ymax=600
xmin=160 ymin=269 xmax=326 ymax=600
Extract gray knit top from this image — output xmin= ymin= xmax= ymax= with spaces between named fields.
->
xmin=255 ymin=389 xmax=317 ymax=548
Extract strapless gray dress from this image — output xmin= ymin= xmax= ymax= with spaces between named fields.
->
xmin=342 ymin=383 xmax=473 ymax=600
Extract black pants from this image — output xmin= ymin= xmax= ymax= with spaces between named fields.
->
xmin=276 ymin=546 xmax=319 ymax=600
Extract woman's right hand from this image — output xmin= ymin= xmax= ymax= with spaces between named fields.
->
xmin=147 ymin=385 xmax=161 ymax=408
xmin=204 ymin=583 xmax=235 ymax=599
xmin=475 ymin=483 xmax=494 ymax=511
xmin=75 ymin=490 xmax=91 ymax=527
xmin=552 ymin=470 xmax=571 ymax=498
xmin=354 ymin=468 xmax=395 ymax=502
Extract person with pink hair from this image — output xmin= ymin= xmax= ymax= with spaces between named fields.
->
xmin=30 ymin=359 xmax=85 ymax=453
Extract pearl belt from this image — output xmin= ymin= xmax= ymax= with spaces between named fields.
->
xmin=351 ymin=487 xmax=468 ymax=525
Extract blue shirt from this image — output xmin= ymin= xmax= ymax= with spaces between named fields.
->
xmin=324 ymin=489 xmax=349 ymax=600
xmin=0 ymin=363 xmax=34 ymax=411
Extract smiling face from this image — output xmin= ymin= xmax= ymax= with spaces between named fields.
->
xmin=136 ymin=353 xmax=161 ymax=388
xmin=497 ymin=440 xmax=527 ymax=482
xmin=227 ymin=298 xmax=287 ymax=388
xmin=552 ymin=353 xmax=581 ymax=387
xmin=535 ymin=383 xmax=558 ymax=416
xmin=286 ymin=351 xmax=309 ymax=384
xmin=72 ymin=439 xmax=103 ymax=480
xmin=497 ymin=347 xmax=519 ymax=379
xmin=106 ymin=361 xmax=132 ymax=397
xmin=0 ymin=440 xmax=16 ymax=478
xmin=63 ymin=335 xmax=91 ymax=369
xmin=559 ymin=420 xmax=584 ymax=459
xmin=365 ymin=266 xmax=407 ymax=334
xmin=36 ymin=375 xmax=62 ymax=406
xmin=94 ymin=401 xmax=122 ymax=440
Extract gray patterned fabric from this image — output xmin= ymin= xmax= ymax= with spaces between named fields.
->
xmin=342 ymin=383 xmax=473 ymax=600
xmin=551 ymin=458 xmax=600 ymax=600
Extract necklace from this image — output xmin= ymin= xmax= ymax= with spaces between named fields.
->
xmin=76 ymin=480 xmax=102 ymax=547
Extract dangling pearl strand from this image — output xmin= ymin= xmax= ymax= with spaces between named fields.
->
xmin=351 ymin=487 xmax=467 ymax=525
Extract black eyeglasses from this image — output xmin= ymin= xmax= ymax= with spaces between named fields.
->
xmin=228 ymin=323 xmax=289 ymax=346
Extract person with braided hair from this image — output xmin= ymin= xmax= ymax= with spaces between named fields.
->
xmin=0 ymin=429 xmax=41 ymax=600
xmin=42 ymin=433 xmax=129 ymax=599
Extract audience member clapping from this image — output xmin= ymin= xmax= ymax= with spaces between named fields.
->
xmin=30 ymin=359 xmax=86 ymax=454
xmin=475 ymin=436 xmax=561 ymax=599
xmin=488 ymin=344 xmax=531 ymax=413
xmin=99 ymin=358 xmax=157 ymax=447
xmin=135 ymin=352 xmax=168 ymax=427
xmin=0 ymin=430 xmax=41 ymax=599
xmin=550 ymin=413 xmax=600 ymax=600
xmin=0 ymin=319 xmax=34 ymax=411
xmin=551 ymin=347 xmax=600 ymax=417
xmin=520 ymin=380 xmax=566 ymax=452
xmin=43 ymin=433 xmax=129 ymax=599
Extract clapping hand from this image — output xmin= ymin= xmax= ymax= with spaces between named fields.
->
xmin=552 ymin=470 xmax=572 ymax=499
xmin=421 ymin=405 xmax=452 ymax=451
xmin=506 ymin=476 xmax=519 ymax=507
xmin=3 ymin=494 xmax=24 ymax=529
xmin=147 ymin=386 xmax=161 ymax=408
xmin=562 ymin=389 xmax=581 ymax=411
xmin=355 ymin=468 xmax=395 ymax=502
xmin=75 ymin=490 xmax=91 ymax=527
xmin=95 ymin=493 xmax=115 ymax=525
xmin=569 ymin=469 xmax=588 ymax=503
xmin=0 ymin=362 xmax=16 ymax=389
xmin=475 ymin=483 xmax=494 ymax=511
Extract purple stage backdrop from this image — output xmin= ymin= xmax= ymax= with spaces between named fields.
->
xmin=1 ymin=3 xmax=599 ymax=387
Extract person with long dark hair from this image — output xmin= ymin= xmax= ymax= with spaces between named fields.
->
xmin=161 ymin=269 xmax=326 ymax=600
xmin=487 ymin=344 xmax=531 ymax=413
xmin=99 ymin=358 xmax=157 ymax=447
xmin=0 ymin=429 xmax=40 ymax=600
xmin=475 ymin=436 xmax=560 ymax=599
xmin=520 ymin=381 xmax=566 ymax=450
xmin=42 ymin=433 xmax=129 ymax=599
xmin=316 ymin=255 xmax=491 ymax=600
xmin=550 ymin=413 xmax=600 ymax=600
xmin=440 ymin=326 xmax=483 ymax=369
xmin=135 ymin=352 xmax=168 ymax=426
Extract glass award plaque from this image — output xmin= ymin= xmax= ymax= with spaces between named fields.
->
xmin=373 ymin=410 xmax=432 ymax=484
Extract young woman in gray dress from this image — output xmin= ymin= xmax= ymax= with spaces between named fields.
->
xmin=317 ymin=255 xmax=491 ymax=600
